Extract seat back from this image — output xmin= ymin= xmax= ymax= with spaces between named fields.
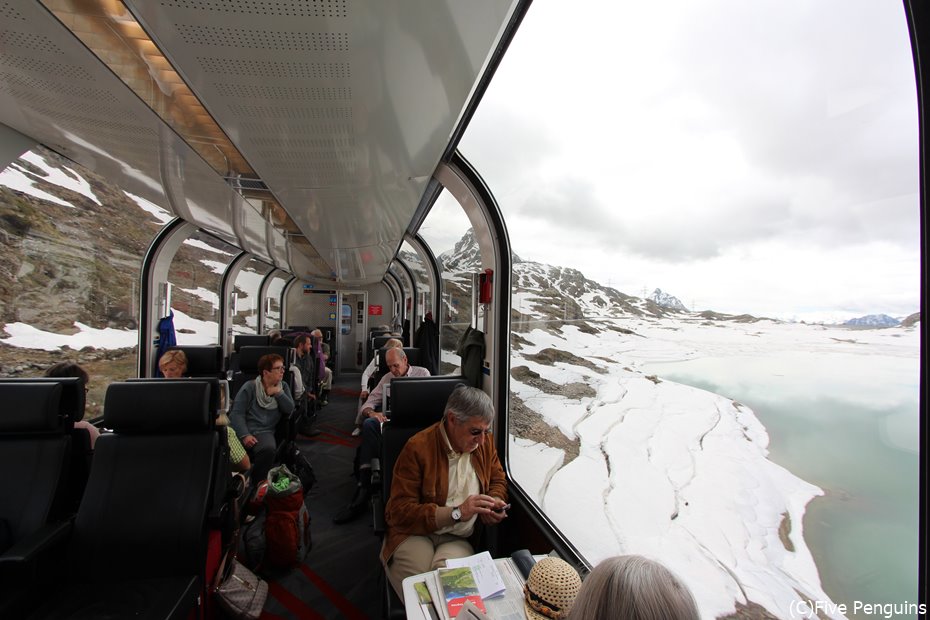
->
xmin=368 ymin=331 xmax=393 ymax=362
xmin=169 ymin=345 xmax=224 ymax=378
xmin=69 ymin=380 xmax=217 ymax=581
xmin=233 ymin=334 xmax=270 ymax=352
xmin=0 ymin=382 xmax=72 ymax=552
xmin=381 ymin=376 xmax=467 ymax=498
xmin=124 ymin=377 xmax=231 ymax=525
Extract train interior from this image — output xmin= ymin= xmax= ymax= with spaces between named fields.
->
xmin=0 ymin=0 xmax=927 ymax=618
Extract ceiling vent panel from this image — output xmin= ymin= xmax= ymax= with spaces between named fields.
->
xmin=227 ymin=104 xmax=352 ymax=121
xmin=248 ymin=134 xmax=356 ymax=149
xmin=4 ymin=54 xmax=96 ymax=82
xmin=0 ymin=2 xmax=24 ymax=21
xmin=176 ymin=25 xmax=349 ymax=52
xmin=0 ymin=30 xmax=65 ymax=55
xmin=197 ymin=57 xmax=351 ymax=80
xmin=214 ymin=84 xmax=351 ymax=101
xmin=158 ymin=0 xmax=348 ymax=19
xmin=0 ymin=72 xmax=115 ymax=101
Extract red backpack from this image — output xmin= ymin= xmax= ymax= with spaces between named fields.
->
xmin=263 ymin=466 xmax=312 ymax=569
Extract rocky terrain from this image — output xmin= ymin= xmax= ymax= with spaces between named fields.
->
xmin=0 ymin=147 xmax=235 ymax=392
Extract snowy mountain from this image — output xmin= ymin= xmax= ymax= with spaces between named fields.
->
xmin=439 ymin=232 xmax=677 ymax=321
xmin=649 ymin=287 xmax=688 ymax=312
xmin=844 ymin=313 xmax=901 ymax=328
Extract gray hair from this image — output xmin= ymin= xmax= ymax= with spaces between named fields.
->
xmin=386 ymin=347 xmax=407 ymax=362
xmin=567 ymin=555 xmax=699 ymax=620
xmin=445 ymin=385 xmax=494 ymax=425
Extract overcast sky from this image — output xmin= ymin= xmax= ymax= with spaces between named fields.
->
xmin=432 ymin=0 xmax=920 ymax=321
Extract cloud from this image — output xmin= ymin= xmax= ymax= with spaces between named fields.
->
xmin=457 ymin=0 xmax=919 ymax=314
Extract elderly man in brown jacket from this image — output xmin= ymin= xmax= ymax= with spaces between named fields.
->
xmin=382 ymin=385 xmax=509 ymax=601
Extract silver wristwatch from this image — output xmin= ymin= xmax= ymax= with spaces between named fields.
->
xmin=451 ymin=506 xmax=462 ymax=521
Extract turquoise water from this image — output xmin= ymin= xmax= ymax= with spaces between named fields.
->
xmin=643 ymin=352 xmax=920 ymax=618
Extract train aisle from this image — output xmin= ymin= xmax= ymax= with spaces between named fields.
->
xmin=259 ymin=371 xmax=384 ymax=620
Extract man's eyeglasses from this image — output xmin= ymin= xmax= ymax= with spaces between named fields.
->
xmin=271 ymin=365 xmax=285 ymax=371
xmin=468 ymin=427 xmax=491 ymax=437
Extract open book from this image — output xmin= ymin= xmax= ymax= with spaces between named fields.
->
xmin=445 ymin=551 xmax=506 ymax=599
xmin=437 ymin=567 xmax=486 ymax=618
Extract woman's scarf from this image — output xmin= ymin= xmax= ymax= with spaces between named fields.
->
xmin=254 ymin=375 xmax=278 ymax=410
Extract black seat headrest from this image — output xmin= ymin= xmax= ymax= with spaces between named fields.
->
xmin=371 ymin=335 xmax=392 ymax=350
xmin=389 ymin=376 xmax=467 ymax=428
xmin=168 ymin=345 xmax=224 ymax=376
xmin=237 ymin=346 xmax=291 ymax=372
xmin=0 ymin=382 xmax=66 ymax=433
xmin=126 ymin=377 xmax=226 ymax=415
xmin=0 ymin=377 xmax=84 ymax=425
xmin=104 ymin=381 xmax=212 ymax=433
xmin=233 ymin=334 xmax=270 ymax=352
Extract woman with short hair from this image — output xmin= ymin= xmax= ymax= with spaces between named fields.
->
xmin=158 ymin=349 xmax=188 ymax=378
xmin=229 ymin=353 xmax=294 ymax=484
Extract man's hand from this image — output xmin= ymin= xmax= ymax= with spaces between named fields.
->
xmin=460 ymin=494 xmax=508 ymax=522
xmin=242 ymin=434 xmax=258 ymax=449
xmin=364 ymin=407 xmax=386 ymax=423
xmin=266 ymin=382 xmax=282 ymax=396
xmin=360 ymin=390 xmax=369 ymax=400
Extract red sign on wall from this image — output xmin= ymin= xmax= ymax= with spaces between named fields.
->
xmin=368 ymin=305 xmax=383 ymax=316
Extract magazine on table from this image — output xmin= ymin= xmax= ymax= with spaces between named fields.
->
xmin=437 ymin=566 xmax=486 ymax=618
xmin=444 ymin=551 xmax=506 ymax=599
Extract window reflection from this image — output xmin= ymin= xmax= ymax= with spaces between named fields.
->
xmin=419 ymin=189 xmax=476 ymax=374
xmin=168 ymin=231 xmax=238 ymax=345
xmin=0 ymin=146 xmax=149 ymax=417
xmin=232 ymin=258 xmax=273 ymax=335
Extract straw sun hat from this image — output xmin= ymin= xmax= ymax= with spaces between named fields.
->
xmin=523 ymin=557 xmax=582 ymax=620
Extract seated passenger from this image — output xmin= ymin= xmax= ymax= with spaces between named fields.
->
xmin=158 ymin=349 xmax=188 ymax=378
xmin=355 ymin=337 xmax=403 ymax=436
xmin=228 ymin=353 xmax=295 ymax=484
xmin=333 ymin=347 xmax=430 ymax=524
xmin=44 ymin=361 xmax=101 ymax=449
xmin=567 ymin=555 xmax=700 ymax=620
xmin=309 ymin=329 xmax=333 ymax=405
xmin=381 ymin=386 xmax=508 ymax=601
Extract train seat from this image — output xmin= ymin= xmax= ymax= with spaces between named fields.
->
xmin=0 ymin=382 xmax=74 ymax=617
xmin=26 ymin=380 xmax=219 ymax=620
xmin=0 ymin=377 xmax=90 ymax=518
xmin=371 ymin=375 xmax=468 ymax=619
xmin=368 ymin=331 xmax=394 ymax=362
xmin=233 ymin=334 xmax=271 ymax=352
xmin=124 ymin=378 xmax=232 ymax=528
xmin=167 ymin=344 xmax=224 ymax=378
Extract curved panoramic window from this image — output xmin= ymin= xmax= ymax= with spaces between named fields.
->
xmin=420 ymin=189 xmax=477 ymax=374
xmin=399 ymin=240 xmax=432 ymax=328
xmin=232 ymin=258 xmax=274 ymax=336
xmin=0 ymin=146 xmax=154 ymax=417
xmin=262 ymin=272 xmax=289 ymax=333
xmin=167 ymin=230 xmax=239 ymax=345
xmin=462 ymin=1 xmax=919 ymax=618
